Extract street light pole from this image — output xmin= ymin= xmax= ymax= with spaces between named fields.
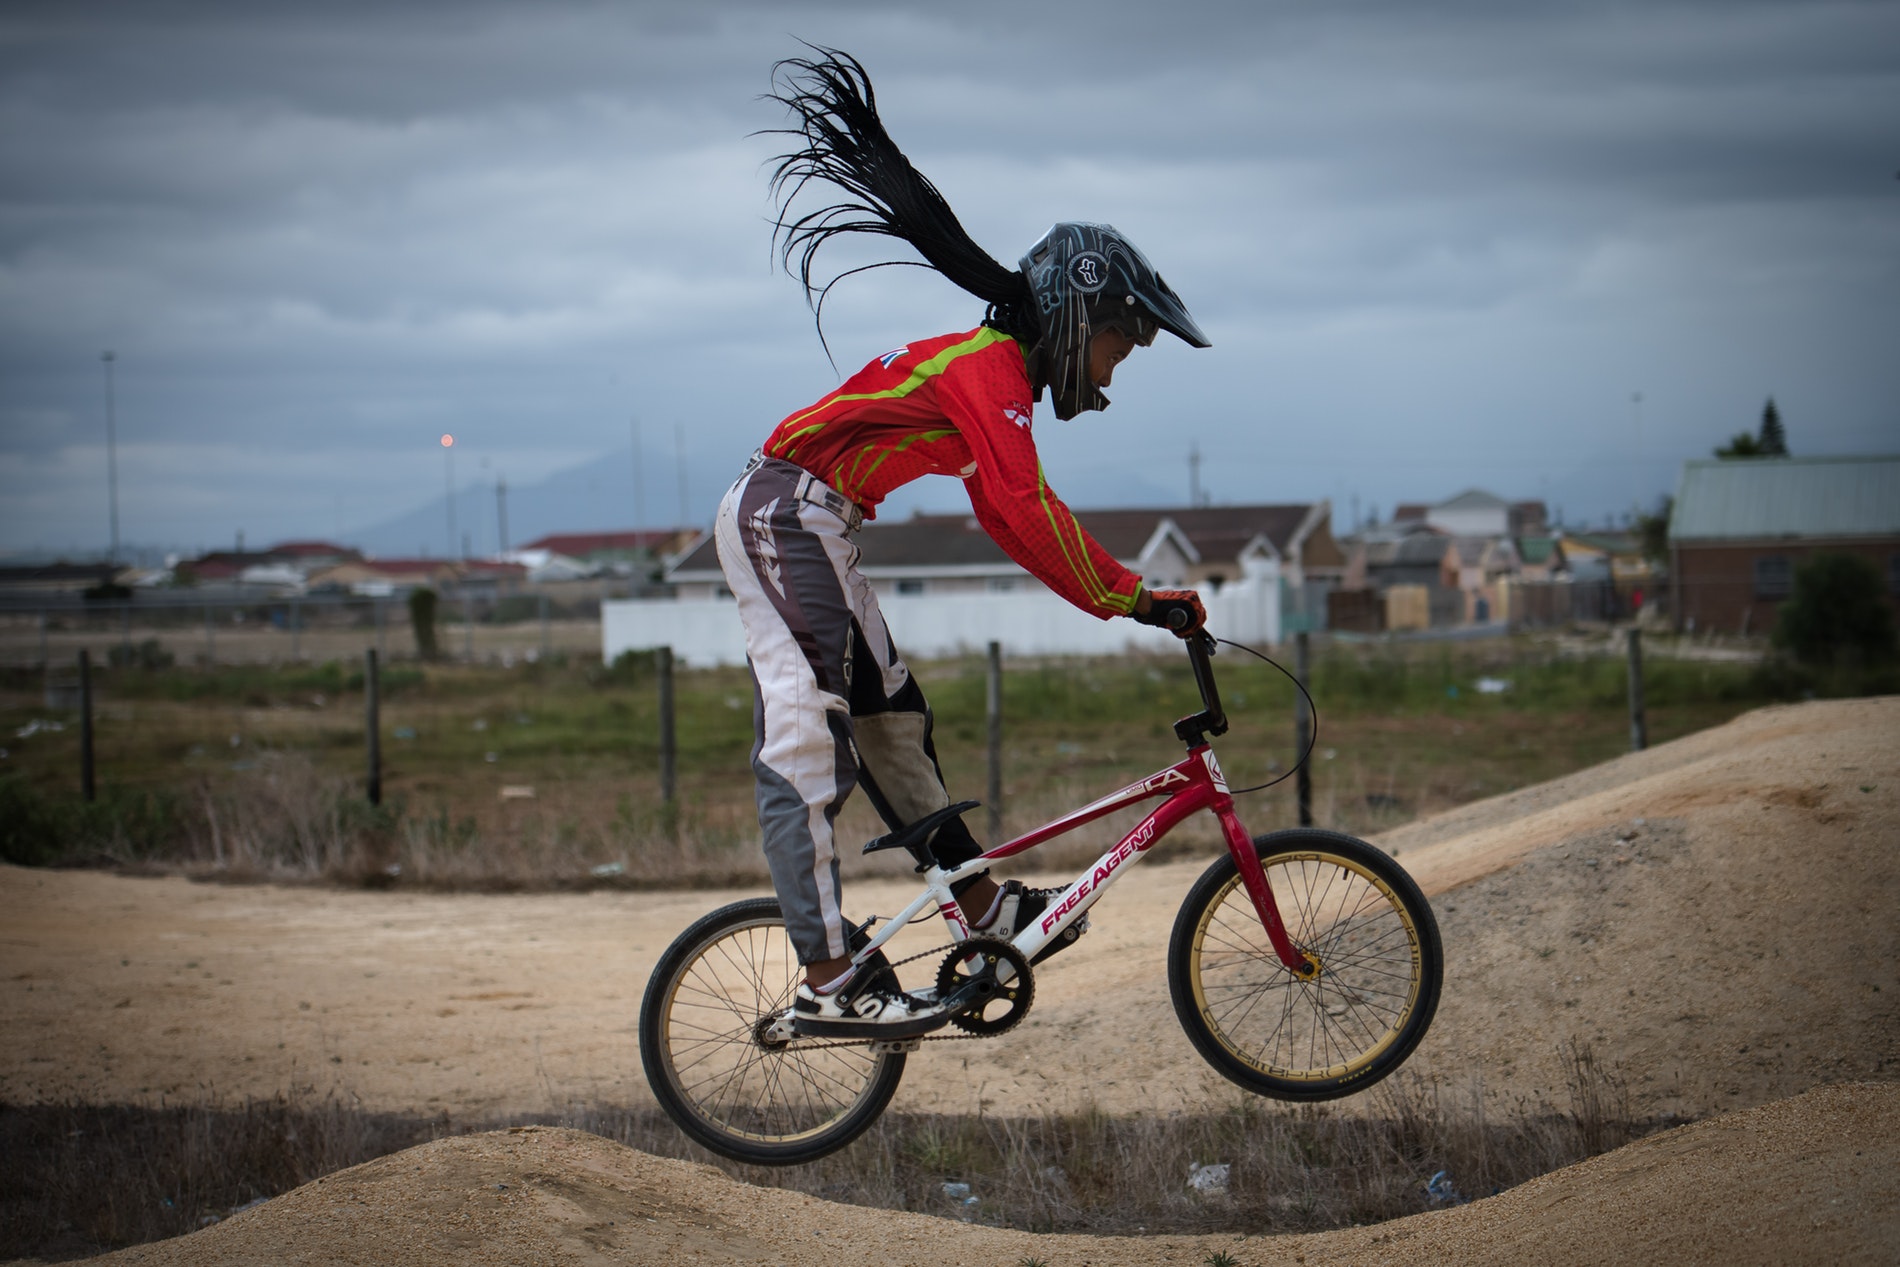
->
xmin=441 ymin=434 xmax=457 ymax=559
xmin=101 ymin=351 xmax=119 ymax=563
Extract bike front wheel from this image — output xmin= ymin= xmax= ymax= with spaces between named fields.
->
xmin=1169 ymin=828 xmax=1442 ymax=1101
xmin=639 ymin=897 xmax=906 ymax=1165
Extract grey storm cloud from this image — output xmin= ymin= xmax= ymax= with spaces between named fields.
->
xmin=2 ymin=0 xmax=1896 ymax=556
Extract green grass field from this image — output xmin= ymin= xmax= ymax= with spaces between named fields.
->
xmin=0 ymin=634 xmax=1816 ymax=887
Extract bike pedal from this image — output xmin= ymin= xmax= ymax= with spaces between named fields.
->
xmin=868 ymin=1037 xmax=924 ymax=1054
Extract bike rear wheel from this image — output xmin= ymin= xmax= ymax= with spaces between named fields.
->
xmin=1169 ymin=829 xmax=1441 ymax=1100
xmin=639 ymin=897 xmax=905 ymax=1165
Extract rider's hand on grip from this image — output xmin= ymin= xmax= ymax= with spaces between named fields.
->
xmin=1134 ymin=589 xmax=1207 ymax=639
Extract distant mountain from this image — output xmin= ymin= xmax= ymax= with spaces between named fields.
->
xmin=349 ymin=446 xmax=1189 ymax=558
xmin=349 ymin=449 xmax=703 ymax=558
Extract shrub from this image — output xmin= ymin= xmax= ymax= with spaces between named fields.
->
xmin=1772 ymin=553 xmax=1897 ymax=668
xmin=407 ymin=588 xmax=440 ymax=660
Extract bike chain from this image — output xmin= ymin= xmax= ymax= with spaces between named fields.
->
xmin=790 ymin=934 xmax=1031 ymax=1050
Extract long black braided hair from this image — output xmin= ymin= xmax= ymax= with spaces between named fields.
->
xmin=762 ymin=47 xmax=1038 ymax=360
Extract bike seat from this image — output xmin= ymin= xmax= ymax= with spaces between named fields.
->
xmin=862 ymin=800 xmax=981 ymax=858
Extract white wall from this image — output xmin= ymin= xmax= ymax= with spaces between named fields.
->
xmin=604 ymin=569 xmax=1282 ymax=667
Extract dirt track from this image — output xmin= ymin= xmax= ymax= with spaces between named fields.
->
xmin=4 ymin=696 xmax=1899 ymax=1262
xmin=80 ymin=1082 xmax=1900 ymax=1266
xmin=6 ymin=697 xmax=1894 ymax=1122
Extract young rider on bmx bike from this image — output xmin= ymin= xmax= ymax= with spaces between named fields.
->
xmin=717 ymin=49 xmax=1211 ymax=1038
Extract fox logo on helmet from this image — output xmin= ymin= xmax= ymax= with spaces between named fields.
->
xmin=1067 ymin=251 xmax=1109 ymax=294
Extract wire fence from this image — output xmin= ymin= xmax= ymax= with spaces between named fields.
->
xmin=0 ymin=593 xmax=604 ymax=671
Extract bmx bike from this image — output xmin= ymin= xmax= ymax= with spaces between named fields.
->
xmin=639 ymin=631 xmax=1443 ymax=1164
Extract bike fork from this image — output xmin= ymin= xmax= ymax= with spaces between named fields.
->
xmin=1216 ymin=805 xmax=1316 ymax=977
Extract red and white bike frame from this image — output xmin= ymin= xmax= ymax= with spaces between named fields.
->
xmin=851 ymin=742 xmax=1311 ymax=976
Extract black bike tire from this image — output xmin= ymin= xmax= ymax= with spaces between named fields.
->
xmin=639 ymin=896 xmax=906 ymax=1165
xmin=1167 ymin=828 xmax=1442 ymax=1101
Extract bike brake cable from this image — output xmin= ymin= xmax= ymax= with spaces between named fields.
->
xmin=1213 ymin=636 xmax=1319 ymax=796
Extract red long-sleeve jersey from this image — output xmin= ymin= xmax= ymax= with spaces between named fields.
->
xmin=761 ymin=326 xmax=1143 ymax=620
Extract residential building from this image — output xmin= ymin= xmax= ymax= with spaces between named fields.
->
xmin=305 ymin=558 xmax=525 ymax=598
xmin=667 ymin=501 xmax=1341 ymax=611
xmin=1668 ymin=455 xmax=1900 ymax=635
xmin=518 ymin=530 xmax=699 ymax=568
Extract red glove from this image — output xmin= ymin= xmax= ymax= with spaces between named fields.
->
xmin=1133 ymin=589 xmax=1207 ymax=638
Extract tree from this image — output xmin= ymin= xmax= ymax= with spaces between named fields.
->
xmin=1715 ymin=398 xmax=1790 ymax=459
xmin=1635 ymin=495 xmax=1673 ymax=564
xmin=1771 ymin=553 xmax=1897 ymax=667
xmin=1758 ymin=397 xmax=1789 ymax=455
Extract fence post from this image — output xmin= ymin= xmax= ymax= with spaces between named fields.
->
xmin=38 ymin=610 xmax=47 ymax=670
xmin=1295 ymin=630 xmax=1313 ymax=827
xmin=375 ymin=599 xmax=387 ymax=662
xmin=1626 ymin=627 xmax=1647 ymax=752
xmin=119 ymin=604 xmax=131 ymax=664
xmin=79 ymin=648 xmax=96 ymax=802
xmin=365 ymin=648 xmax=382 ymax=806
xmin=291 ymin=598 xmax=302 ymax=662
xmin=539 ymin=594 xmax=551 ymax=659
xmin=986 ymin=640 xmax=1003 ymax=844
xmin=657 ymin=645 xmax=678 ymax=835
xmin=204 ymin=603 xmax=215 ymax=665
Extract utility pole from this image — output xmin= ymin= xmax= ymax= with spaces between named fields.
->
xmin=675 ymin=424 xmax=689 ymax=526
xmin=1630 ymin=391 xmax=1644 ymax=517
xmin=496 ymin=473 xmax=509 ymax=555
xmin=101 ymin=351 xmax=119 ymax=563
xmin=1188 ymin=441 xmax=1203 ymax=508
xmin=631 ymin=417 xmax=646 ymax=533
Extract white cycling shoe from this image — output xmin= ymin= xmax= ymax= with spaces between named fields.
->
xmin=792 ymin=975 xmax=949 ymax=1039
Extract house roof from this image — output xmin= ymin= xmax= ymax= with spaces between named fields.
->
xmin=1670 ymin=456 xmax=1900 ymax=540
xmin=185 ymin=551 xmax=282 ymax=579
xmin=1435 ymin=489 xmax=1510 ymax=512
xmin=669 ymin=503 xmax=1325 ymax=578
xmin=1361 ymin=533 xmax=1451 ymax=568
xmin=265 ymin=540 xmax=360 ymax=558
xmin=1516 ymin=536 xmax=1563 ymax=566
xmin=520 ymin=531 xmax=691 ymax=557
xmin=1078 ymin=505 xmax=1317 ymax=568
xmin=0 ymin=563 xmax=125 ymax=587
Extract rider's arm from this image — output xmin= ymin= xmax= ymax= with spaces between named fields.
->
xmin=941 ymin=351 xmax=1145 ymax=620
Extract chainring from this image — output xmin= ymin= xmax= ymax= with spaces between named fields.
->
xmin=936 ymin=936 xmax=1034 ymax=1036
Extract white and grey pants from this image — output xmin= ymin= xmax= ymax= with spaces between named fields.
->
xmin=714 ymin=456 xmax=984 ymax=964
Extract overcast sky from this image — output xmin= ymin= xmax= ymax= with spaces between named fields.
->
xmin=3 ymin=0 xmax=1896 ymax=560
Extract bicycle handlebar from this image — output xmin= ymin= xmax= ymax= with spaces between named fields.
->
xmin=1164 ymin=607 xmax=1192 ymax=631
xmin=1177 ymin=631 xmax=1228 ymax=743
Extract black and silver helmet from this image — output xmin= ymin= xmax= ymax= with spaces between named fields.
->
xmin=1018 ymin=222 xmax=1210 ymax=420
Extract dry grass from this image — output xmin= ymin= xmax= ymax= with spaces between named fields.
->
xmin=1 ymin=639 xmax=1780 ymax=888
xmin=1 ymin=1045 xmax=1653 ymax=1260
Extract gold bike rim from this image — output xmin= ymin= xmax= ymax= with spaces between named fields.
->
xmin=1188 ymin=850 xmax=1423 ymax=1083
xmin=659 ymin=918 xmax=889 ymax=1145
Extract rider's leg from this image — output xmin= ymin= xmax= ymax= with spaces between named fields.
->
xmin=716 ymin=465 xmax=864 ymax=977
xmin=847 ymin=615 xmax=1000 ymax=921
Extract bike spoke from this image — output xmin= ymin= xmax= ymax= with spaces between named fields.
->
xmin=1194 ymin=858 xmax=1423 ymax=1079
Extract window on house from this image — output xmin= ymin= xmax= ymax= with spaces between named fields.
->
xmin=896 ymin=579 xmax=925 ymax=596
xmin=1753 ymin=555 xmax=1792 ymax=600
xmin=987 ymin=577 xmax=1020 ymax=593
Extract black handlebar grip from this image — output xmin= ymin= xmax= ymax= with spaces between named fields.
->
xmin=1165 ymin=606 xmax=1191 ymax=630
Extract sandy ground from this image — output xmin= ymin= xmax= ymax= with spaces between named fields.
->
xmin=6 ymin=697 xmax=1894 ymax=1123
xmin=4 ymin=696 xmax=1898 ymax=1262
xmin=78 ymin=1083 xmax=1900 ymax=1266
